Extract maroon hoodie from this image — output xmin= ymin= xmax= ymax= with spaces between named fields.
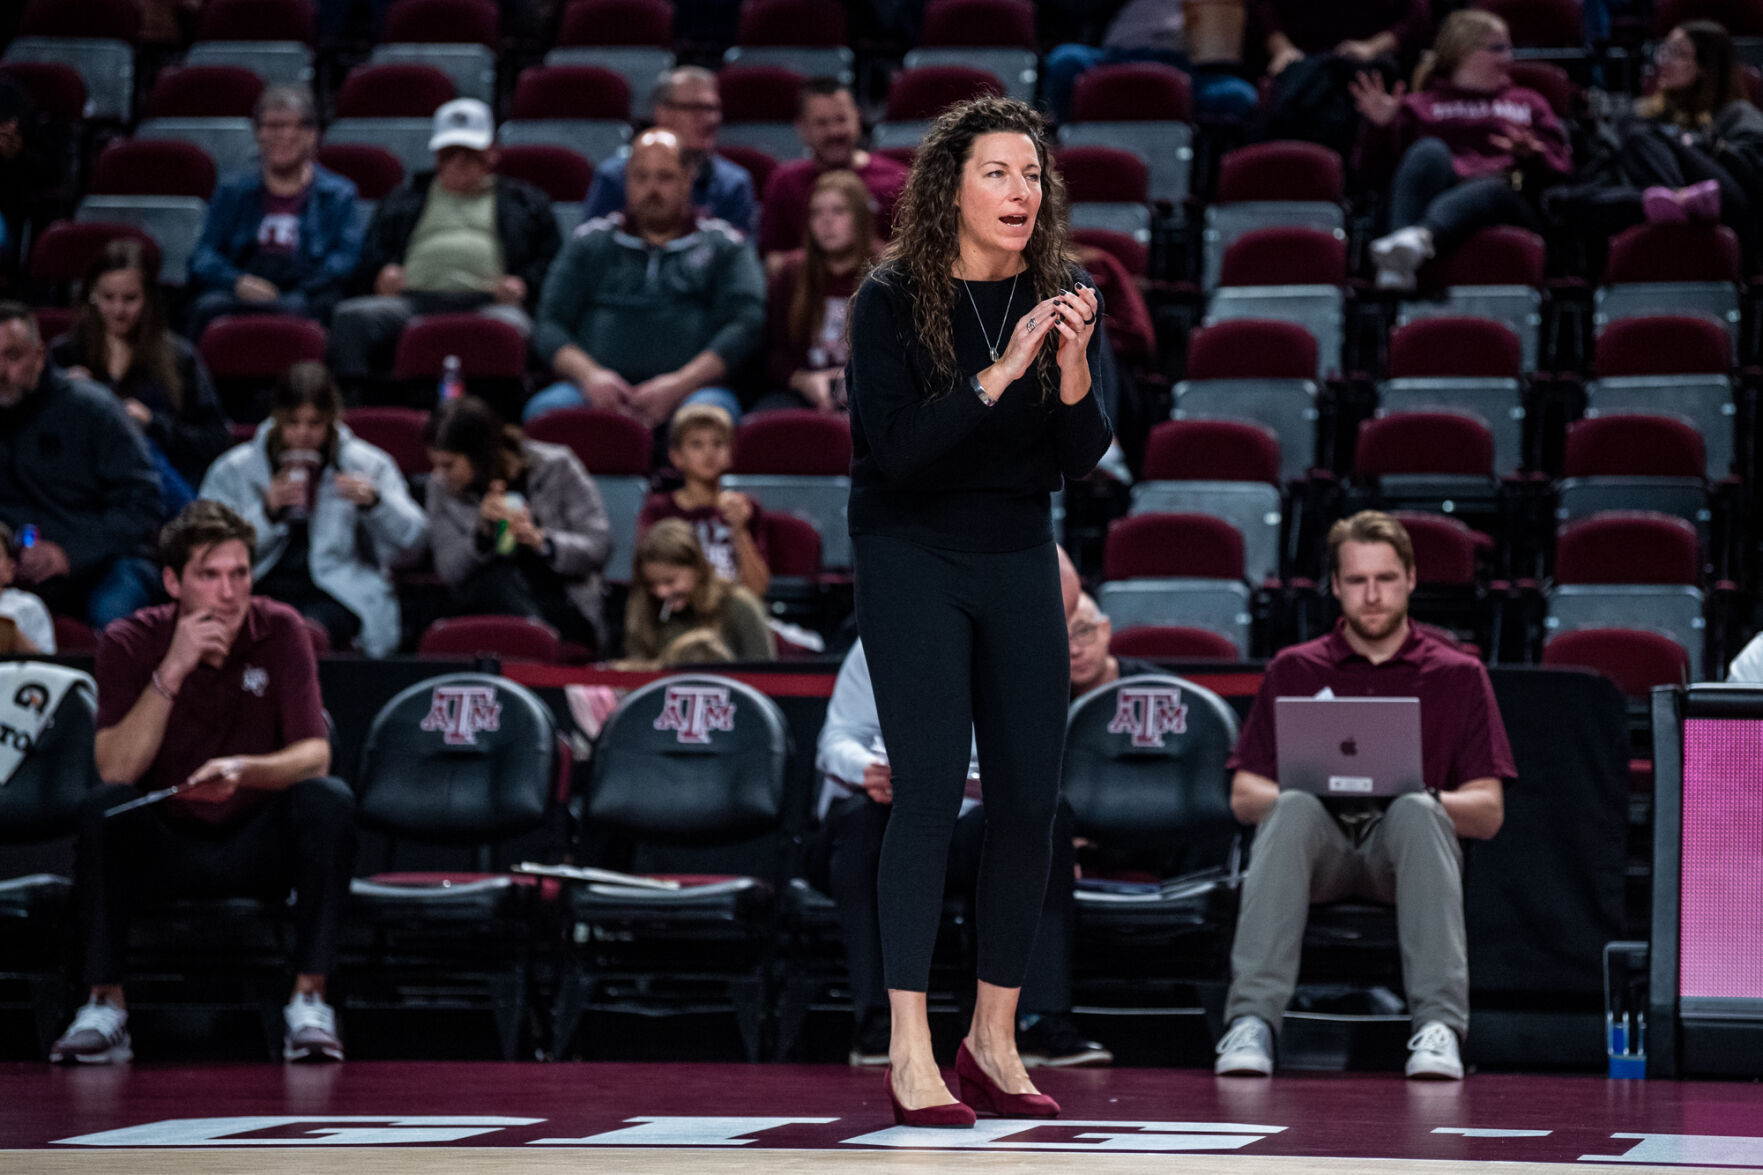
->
xmin=1358 ymin=80 xmax=1573 ymax=186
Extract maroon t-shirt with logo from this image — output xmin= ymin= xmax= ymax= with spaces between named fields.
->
xmin=1228 ymin=621 xmax=1516 ymax=791
xmin=637 ymin=493 xmax=768 ymax=586
xmin=94 ymin=598 xmax=328 ymax=824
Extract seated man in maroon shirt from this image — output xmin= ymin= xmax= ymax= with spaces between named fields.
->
xmin=755 ymin=78 xmax=907 ymax=272
xmin=1213 ymin=510 xmax=1514 ymax=1082
xmin=50 ymin=500 xmax=355 ymax=1065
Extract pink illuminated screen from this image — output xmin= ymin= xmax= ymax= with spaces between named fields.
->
xmin=1679 ymin=718 xmax=1763 ymax=999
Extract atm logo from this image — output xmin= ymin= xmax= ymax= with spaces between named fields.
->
xmin=420 ymin=685 xmax=503 ymax=746
xmin=1107 ymin=687 xmax=1189 ymax=748
xmin=653 ymin=684 xmax=736 ymax=745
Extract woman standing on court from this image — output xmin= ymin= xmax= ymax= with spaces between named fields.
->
xmin=845 ymin=95 xmax=1112 ymax=1126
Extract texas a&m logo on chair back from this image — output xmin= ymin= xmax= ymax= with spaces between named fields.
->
xmin=653 ymin=683 xmax=737 ymax=744
xmin=420 ymin=683 xmax=504 ymax=746
xmin=1107 ymin=684 xmax=1190 ymax=748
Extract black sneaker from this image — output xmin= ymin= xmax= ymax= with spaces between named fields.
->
xmin=847 ymin=1007 xmax=890 ymax=1067
xmin=1017 ymin=1014 xmax=1113 ymax=1068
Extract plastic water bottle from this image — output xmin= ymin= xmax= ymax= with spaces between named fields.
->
xmin=438 ymin=354 xmax=464 ymax=404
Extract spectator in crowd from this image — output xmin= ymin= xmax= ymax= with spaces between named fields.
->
xmin=199 ymin=362 xmax=427 ymax=657
xmin=187 ymin=85 xmax=364 ymax=341
xmin=1614 ymin=21 xmax=1763 ymax=248
xmin=813 ymin=637 xmax=1113 ymax=1070
xmin=0 ymin=520 xmax=54 ymax=653
xmin=329 ymin=99 xmax=560 ymax=385
xmin=423 ymin=395 xmax=612 ymax=651
xmin=1213 ymin=511 xmax=1513 ymax=1082
xmin=1042 ymin=0 xmax=1261 ymax=124
xmin=1254 ymin=0 xmax=1432 ymax=155
xmin=759 ymin=169 xmax=875 ymax=414
xmin=0 ymin=303 xmax=161 ymax=630
xmin=1067 ymin=592 xmax=1160 ymax=697
xmin=637 ymin=403 xmax=770 ymax=598
xmin=49 ymin=501 xmax=353 ymax=1065
xmin=51 ymin=239 xmax=231 ymax=498
xmin=623 ymin=518 xmax=775 ymax=664
xmin=1352 ymin=9 xmax=1572 ymax=291
xmin=756 ymin=78 xmax=907 ymax=267
xmin=0 ymin=69 xmax=68 ymax=267
xmin=524 ymin=129 xmax=766 ymax=428
xmin=582 ymin=66 xmax=756 ymax=235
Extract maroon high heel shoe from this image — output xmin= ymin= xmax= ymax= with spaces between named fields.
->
xmin=884 ymin=1065 xmax=977 ymax=1127
xmin=955 ymin=1041 xmax=1060 ymax=1118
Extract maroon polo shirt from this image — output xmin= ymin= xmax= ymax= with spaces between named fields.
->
xmin=756 ymin=153 xmax=908 ymax=256
xmin=1229 ymin=620 xmax=1516 ymax=791
xmin=95 ymin=597 xmax=328 ymax=824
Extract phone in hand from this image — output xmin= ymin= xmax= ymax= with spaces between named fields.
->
xmin=17 ymin=524 xmax=35 ymax=550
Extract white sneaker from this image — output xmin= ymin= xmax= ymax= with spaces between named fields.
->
xmin=1214 ymin=1015 xmax=1274 ymax=1076
xmin=1370 ymin=225 xmax=1435 ymax=275
xmin=1405 ymin=1020 xmax=1463 ymax=1080
xmin=50 ymin=997 xmax=132 ymax=1064
xmin=1374 ymin=267 xmax=1419 ymax=292
xmin=283 ymin=992 xmax=345 ymax=1062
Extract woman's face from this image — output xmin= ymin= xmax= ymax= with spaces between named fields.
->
xmin=427 ymin=448 xmax=476 ymax=494
xmin=954 ymin=131 xmax=1043 ymax=264
xmin=276 ymin=404 xmax=332 ymax=454
xmin=642 ymin=561 xmax=699 ymax=612
xmin=92 ymin=268 xmax=146 ymax=339
xmin=809 ymin=187 xmax=857 ymax=255
xmin=1657 ymin=28 xmax=1700 ymax=91
xmin=1452 ymin=23 xmax=1514 ymax=91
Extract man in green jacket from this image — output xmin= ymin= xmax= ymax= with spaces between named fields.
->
xmin=523 ymin=129 xmax=766 ymax=430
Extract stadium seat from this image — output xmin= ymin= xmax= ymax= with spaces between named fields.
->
xmin=1381 ymin=316 xmax=1527 ymax=475
xmin=1058 ymin=144 xmax=1152 ymax=247
xmin=875 ymin=66 xmax=1005 ymax=151
xmin=346 ymin=672 xmax=563 ymax=1059
xmin=316 ymin=142 xmax=404 ymax=232
xmin=391 ymin=314 xmax=527 ymax=382
xmin=500 ymin=65 xmax=633 ymax=171
xmin=1592 ymin=314 xmax=1731 ymax=378
xmin=550 ymin=0 xmax=674 ymax=119
xmin=1548 ymin=511 xmax=1706 ymax=679
xmin=200 ymin=314 xmax=328 ymax=418
xmin=723 ymin=0 xmax=854 ymax=84
xmin=553 ymin=673 xmax=790 ymax=1061
xmin=145 ymin=65 xmax=263 ymax=118
xmin=524 ymin=408 xmax=652 ymax=585
xmin=1391 ymin=510 xmax=1500 ymax=651
xmin=1108 ymin=625 xmax=1241 ymax=660
xmin=1100 ymin=513 xmax=1253 ymax=654
xmin=904 ymin=0 xmax=1039 ymax=102
xmin=1474 ymin=0 xmax=1588 ymax=56
xmin=344 ymin=406 xmax=433 ymax=479
xmin=1207 ymin=228 xmax=1347 ymax=380
xmin=1202 ymin=141 xmax=1345 ymax=291
xmin=1557 ymin=415 xmax=1711 ymax=547
xmin=496 ymin=143 xmax=594 ymax=239
xmin=1063 ymin=62 xmax=1194 ymax=212
xmin=1543 ymin=628 xmax=1691 ymax=697
xmin=27 ymin=220 xmax=160 ymax=294
xmin=187 ymin=0 xmax=314 ymax=88
xmin=1402 ymin=226 xmax=1547 ymax=373
xmin=716 ymin=64 xmax=809 ymax=160
xmin=78 ymin=140 xmax=216 ymax=285
xmin=717 ymin=144 xmax=780 ymax=197
xmin=417 ymin=616 xmax=565 ymax=664
xmin=1354 ymin=411 xmax=1501 ymax=525
xmin=1596 ymin=223 xmax=1742 ymax=359
xmin=4 ymin=0 xmax=137 ymax=122
xmin=1135 ymin=419 xmax=1284 ymax=585
xmin=329 ymin=64 xmax=458 ymax=175
xmin=724 ymin=410 xmax=853 ymax=570
xmin=372 ymin=0 xmax=499 ymax=104
xmin=1508 ymin=60 xmax=1578 ymax=117
xmin=1062 ymin=673 xmax=1243 ymax=1008
xmin=1583 ymin=375 xmax=1734 ymax=482
xmin=49 ymin=616 xmax=99 ymax=655
xmin=1173 ymin=319 xmax=1321 ymax=482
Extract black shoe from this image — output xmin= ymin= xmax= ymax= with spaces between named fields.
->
xmin=1017 ymin=1014 xmax=1113 ymax=1068
xmin=848 ymin=1007 xmax=890 ymax=1067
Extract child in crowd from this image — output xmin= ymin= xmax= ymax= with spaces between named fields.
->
xmin=0 ymin=522 xmax=56 ymax=654
xmin=624 ymin=519 xmax=776 ymax=666
xmin=637 ymin=404 xmax=771 ymax=598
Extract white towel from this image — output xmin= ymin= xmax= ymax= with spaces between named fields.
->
xmin=0 ymin=661 xmax=96 ymax=787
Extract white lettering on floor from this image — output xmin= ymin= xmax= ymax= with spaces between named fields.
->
xmin=1581 ymin=1133 xmax=1763 ymax=1164
xmin=529 ymin=1117 xmax=838 ymax=1146
xmin=842 ymin=1120 xmax=1286 ymax=1151
xmin=54 ymin=1117 xmax=544 ymax=1147
xmin=1434 ymin=1128 xmax=1554 ymax=1138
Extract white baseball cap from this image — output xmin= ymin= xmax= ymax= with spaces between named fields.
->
xmin=429 ymin=98 xmax=494 ymax=152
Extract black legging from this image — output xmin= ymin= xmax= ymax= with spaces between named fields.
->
xmin=1389 ymin=137 xmax=1540 ymax=250
xmin=853 ymin=533 xmax=1069 ymax=994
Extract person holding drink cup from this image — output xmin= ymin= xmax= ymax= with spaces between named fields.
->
xmin=199 ymin=362 xmax=427 ymax=656
xmin=423 ymin=395 xmax=614 ymax=652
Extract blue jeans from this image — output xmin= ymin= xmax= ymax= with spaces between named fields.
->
xmin=522 ymin=380 xmax=743 ymax=425
xmin=86 ymin=557 xmax=159 ymax=630
xmin=1042 ymin=44 xmax=1260 ymax=123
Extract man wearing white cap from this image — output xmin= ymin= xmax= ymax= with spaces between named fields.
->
xmin=329 ymin=98 xmax=560 ymax=386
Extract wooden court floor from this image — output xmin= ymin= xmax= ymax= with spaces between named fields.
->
xmin=5 ymin=1061 xmax=1763 ymax=1172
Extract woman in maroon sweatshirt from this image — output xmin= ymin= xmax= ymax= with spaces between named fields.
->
xmin=1350 ymin=9 xmax=1573 ymax=290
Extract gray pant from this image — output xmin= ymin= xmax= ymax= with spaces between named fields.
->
xmin=327 ymin=294 xmax=532 ymax=380
xmin=1224 ymin=789 xmax=1468 ymax=1037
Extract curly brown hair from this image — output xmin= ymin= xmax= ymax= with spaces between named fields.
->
xmin=876 ymin=95 xmax=1073 ymax=399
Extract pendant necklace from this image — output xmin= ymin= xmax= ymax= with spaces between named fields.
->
xmin=961 ymin=271 xmax=1019 ymax=362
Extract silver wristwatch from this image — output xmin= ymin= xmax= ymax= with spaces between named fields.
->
xmin=970 ymin=374 xmax=996 ymax=407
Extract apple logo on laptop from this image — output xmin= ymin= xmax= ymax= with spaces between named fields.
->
xmin=1340 ymin=736 xmax=1358 ymax=757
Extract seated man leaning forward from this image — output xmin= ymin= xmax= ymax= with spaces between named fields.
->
xmin=1214 ymin=509 xmax=1514 ymax=1082
xmin=523 ymin=128 xmax=765 ymax=429
xmin=50 ymin=500 xmax=355 ymax=1066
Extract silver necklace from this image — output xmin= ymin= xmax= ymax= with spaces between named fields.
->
xmin=961 ymin=271 xmax=1019 ymax=362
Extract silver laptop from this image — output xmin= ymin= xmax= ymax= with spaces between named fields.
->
xmin=1274 ymin=696 xmax=1424 ymax=798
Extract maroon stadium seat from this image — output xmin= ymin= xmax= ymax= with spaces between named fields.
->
xmin=1218 ymin=227 xmax=1344 ymax=287
xmin=1564 ymin=415 xmax=1706 ymax=479
xmin=382 ymin=0 xmax=499 ymax=44
xmin=510 ymin=65 xmax=631 ymax=120
xmin=1186 ymin=319 xmax=1317 ymax=380
xmin=1652 ymin=0 xmax=1763 ymax=37
xmin=1140 ymin=420 xmax=1280 ymax=483
xmin=885 ymin=66 xmax=1005 ymax=121
xmin=716 ymin=144 xmax=780 ymax=196
xmin=1543 ymin=627 xmax=1690 ymax=696
xmin=418 ymin=616 xmax=563 ymax=663
xmin=1391 ymin=512 xmax=1485 ymax=586
xmin=29 ymin=221 xmax=160 ymax=286
xmin=392 ymin=314 xmax=526 ymax=381
xmin=732 ymin=409 xmax=852 ymax=475
xmin=1555 ymin=512 xmax=1699 ymax=585
xmin=1108 ymin=624 xmax=1240 ymax=660
xmin=1431 ymin=225 xmax=1546 ymax=287
xmin=1356 ymin=412 xmax=1495 ymax=477
xmin=762 ymin=513 xmax=823 ymax=577
xmin=1473 ymin=0 xmax=1585 ymax=47
xmin=335 ymin=64 xmax=456 ymax=119
xmin=315 ymin=144 xmax=406 ymax=200
xmin=90 ymin=140 xmax=216 ymax=199
xmin=1507 ymin=61 xmax=1577 ymax=118
xmin=146 ymin=66 xmax=264 ymax=118
xmin=1217 ymin=141 xmax=1343 ymax=204
xmin=344 ymin=407 xmax=433 ymax=478
xmin=1593 ymin=315 xmax=1731 ymax=376
xmin=1604 ymin=222 xmax=1741 ymax=284
xmin=1071 ymin=227 xmax=1147 ymax=278
xmin=736 ymin=0 xmax=848 ymax=45
xmin=1104 ymin=513 xmax=1246 ymax=581
xmin=0 ymin=63 xmax=87 ymax=121
xmin=19 ymin=0 xmax=139 ymax=41
xmin=719 ymin=64 xmax=806 ymax=122
xmin=1070 ymin=62 xmax=1191 ymax=123
xmin=525 ymin=407 xmax=652 ymax=475
xmin=496 ymin=144 xmax=594 ymax=203
xmin=919 ymin=0 xmax=1036 ymax=47
xmin=1057 ymin=145 xmax=1149 ymax=204
xmin=196 ymin=0 xmax=316 ymax=42
xmin=556 ymin=0 xmax=672 ymax=46
xmin=1387 ymin=316 xmax=1523 ymax=379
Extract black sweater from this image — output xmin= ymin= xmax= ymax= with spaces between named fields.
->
xmin=845 ymin=264 xmax=1113 ymax=552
